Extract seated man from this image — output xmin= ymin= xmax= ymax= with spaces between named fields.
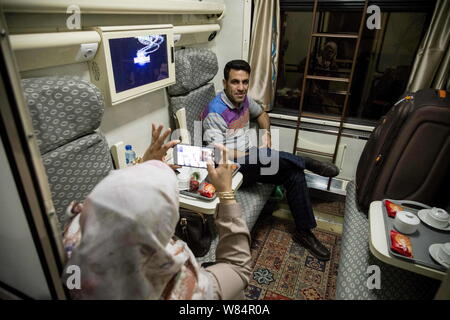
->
xmin=201 ymin=60 xmax=339 ymax=261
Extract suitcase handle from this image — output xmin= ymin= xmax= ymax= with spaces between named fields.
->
xmin=386 ymin=199 xmax=431 ymax=209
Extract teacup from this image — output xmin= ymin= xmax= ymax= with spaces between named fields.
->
xmin=394 ymin=210 xmax=420 ymax=234
xmin=437 ymin=242 xmax=450 ymax=265
xmin=427 ymin=207 xmax=449 ymax=229
xmin=177 ymin=168 xmax=191 ymax=191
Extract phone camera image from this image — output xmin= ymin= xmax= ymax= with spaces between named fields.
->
xmin=175 ymin=145 xmax=213 ymax=169
xmin=201 ymin=150 xmax=213 ymax=162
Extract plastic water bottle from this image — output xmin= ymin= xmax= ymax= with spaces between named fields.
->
xmin=125 ymin=144 xmax=136 ymax=166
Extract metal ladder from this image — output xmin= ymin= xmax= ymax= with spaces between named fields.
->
xmin=292 ymin=0 xmax=369 ymax=190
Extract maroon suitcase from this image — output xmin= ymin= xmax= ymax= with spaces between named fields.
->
xmin=356 ymin=89 xmax=450 ymax=212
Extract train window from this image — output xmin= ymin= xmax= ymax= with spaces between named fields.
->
xmin=274 ymin=4 xmax=433 ymax=124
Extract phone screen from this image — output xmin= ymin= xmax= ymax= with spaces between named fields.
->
xmin=174 ymin=145 xmax=215 ymax=168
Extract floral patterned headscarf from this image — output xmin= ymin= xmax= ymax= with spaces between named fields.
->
xmin=63 ymin=160 xmax=216 ymax=300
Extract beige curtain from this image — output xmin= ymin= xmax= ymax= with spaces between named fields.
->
xmin=248 ymin=0 xmax=280 ymax=111
xmin=407 ymin=0 xmax=450 ymax=92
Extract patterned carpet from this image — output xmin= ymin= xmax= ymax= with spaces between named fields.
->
xmin=245 ymin=214 xmax=341 ymax=300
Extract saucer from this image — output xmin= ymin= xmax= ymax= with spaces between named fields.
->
xmin=418 ymin=210 xmax=450 ymax=231
xmin=428 ymin=244 xmax=450 ymax=268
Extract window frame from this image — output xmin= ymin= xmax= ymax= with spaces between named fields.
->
xmin=272 ymin=0 xmax=435 ymax=126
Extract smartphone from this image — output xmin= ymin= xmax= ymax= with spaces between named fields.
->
xmin=173 ymin=144 xmax=219 ymax=169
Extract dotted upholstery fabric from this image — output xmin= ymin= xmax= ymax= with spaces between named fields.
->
xmin=22 ymin=76 xmax=104 ymax=155
xmin=169 ymin=84 xmax=215 ymax=146
xmin=22 ymin=77 xmax=113 ymax=229
xmin=167 ymin=48 xmax=218 ymax=96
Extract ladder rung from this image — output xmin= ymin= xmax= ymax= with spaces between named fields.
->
xmin=313 ymin=68 xmax=350 ymax=74
xmin=296 ymin=148 xmax=334 ymax=158
xmin=329 ymin=90 xmax=349 ymax=95
xmin=305 ymin=75 xmax=349 ymax=82
xmin=312 ymin=32 xmax=358 ymax=39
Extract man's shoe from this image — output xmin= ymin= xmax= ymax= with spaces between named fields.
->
xmin=304 ymin=157 xmax=339 ymax=177
xmin=293 ymin=229 xmax=331 ymax=261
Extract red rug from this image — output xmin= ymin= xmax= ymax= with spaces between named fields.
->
xmin=244 ymin=215 xmax=341 ymax=300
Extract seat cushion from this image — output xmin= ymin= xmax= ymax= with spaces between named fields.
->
xmin=168 ymin=48 xmax=218 ymax=96
xmin=169 ymin=84 xmax=216 ymax=145
xmin=22 ymin=76 xmax=104 ymax=155
xmin=196 ymin=183 xmax=274 ymax=264
xmin=335 ymin=182 xmax=440 ymax=300
xmin=235 ymin=183 xmax=275 ymax=231
xmin=43 ymin=132 xmax=113 ymax=229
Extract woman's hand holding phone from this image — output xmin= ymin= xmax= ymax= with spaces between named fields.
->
xmin=206 ymin=146 xmax=235 ymax=204
xmin=143 ymin=124 xmax=181 ymax=171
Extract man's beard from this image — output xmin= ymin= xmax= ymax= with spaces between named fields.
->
xmin=225 ymin=90 xmax=245 ymax=106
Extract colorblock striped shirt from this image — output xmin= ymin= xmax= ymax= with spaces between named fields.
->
xmin=201 ymin=92 xmax=263 ymax=152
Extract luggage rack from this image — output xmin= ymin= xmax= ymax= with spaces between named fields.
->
xmin=293 ymin=0 xmax=369 ymax=191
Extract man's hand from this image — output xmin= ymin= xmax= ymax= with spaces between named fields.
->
xmin=261 ymin=130 xmax=272 ymax=149
xmin=256 ymin=111 xmax=272 ymax=149
xmin=143 ymin=124 xmax=180 ymax=166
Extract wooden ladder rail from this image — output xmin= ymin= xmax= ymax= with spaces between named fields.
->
xmin=327 ymin=0 xmax=369 ymax=189
xmin=291 ymin=0 xmax=369 ymax=191
xmin=292 ymin=0 xmax=318 ymax=154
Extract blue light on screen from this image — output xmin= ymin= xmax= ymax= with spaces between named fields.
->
xmin=134 ymin=52 xmax=151 ymax=65
xmin=109 ymin=34 xmax=169 ymax=93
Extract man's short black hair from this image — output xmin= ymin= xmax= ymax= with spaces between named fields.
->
xmin=224 ymin=60 xmax=251 ymax=80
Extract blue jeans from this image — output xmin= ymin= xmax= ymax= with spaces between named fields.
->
xmin=237 ymin=147 xmax=317 ymax=230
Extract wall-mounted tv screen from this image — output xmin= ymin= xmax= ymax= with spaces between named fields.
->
xmin=109 ymin=35 xmax=169 ymax=93
xmin=90 ymin=25 xmax=175 ymax=106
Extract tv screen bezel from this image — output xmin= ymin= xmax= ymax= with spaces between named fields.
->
xmin=101 ymin=27 xmax=175 ymax=104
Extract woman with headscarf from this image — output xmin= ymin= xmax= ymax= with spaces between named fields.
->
xmin=62 ymin=124 xmax=251 ymax=300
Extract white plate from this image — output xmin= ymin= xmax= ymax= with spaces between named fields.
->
xmin=428 ymin=244 xmax=450 ymax=268
xmin=418 ymin=210 xmax=450 ymax=231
